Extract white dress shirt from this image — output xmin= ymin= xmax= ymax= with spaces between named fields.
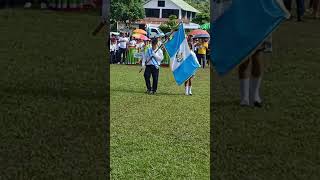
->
xmin=118 ymin=37 xmax=128 ymax=49
xmin=142 ymin=47 xmax=164 ymax=67
xmin=110 ymin=43 xmax=118 ymax=52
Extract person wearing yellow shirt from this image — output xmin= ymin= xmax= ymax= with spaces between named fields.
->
xmin=196 ymin=39 xmax=208 ymax=68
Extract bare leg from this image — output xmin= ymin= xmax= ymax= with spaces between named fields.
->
xmin=238 ymin=59 xmax=250 ymax=79
xmin=251 ymin=51 xmax=263 ymax=78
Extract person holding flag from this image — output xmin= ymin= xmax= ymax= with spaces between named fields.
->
xmin=212 ymin=0 xmax=290 ymax=107
xmin=164 ymin=23 xmax=201 ymax=88
xmin=141 ymin=38 xmax=164 ymax=95
xmin=238 ymin=46 xmax=264 ymax=107
xmin=184 ymin=41 xmax=201 ymax=95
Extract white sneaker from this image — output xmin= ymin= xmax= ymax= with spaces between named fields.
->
xmin=24 ymin=2 xmax=32 ymax=8
xmin=40 ymin=2 xmax=47 ymax=9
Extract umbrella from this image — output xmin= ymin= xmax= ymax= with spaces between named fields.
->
xmin=132 ymin=33 xmax=149 ymax=41
xmin=200 ymin=23 xmax=210 ymax=30
xmin=133 ymin=29 xmax=147 ymax=35
xmin=188 ymin=29 xmax=209 ymax=36
xmin=193 ymin=34 xmax=210 ymax=38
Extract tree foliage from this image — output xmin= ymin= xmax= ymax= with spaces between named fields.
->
xmin=111 ymin=0 xmax=145 ymax=25
xmin=185 ymin=0 xmax=210 ymax=14
xmin=159 ymin=15 xmax=179 ymax=33
xmin=192 ymin=12 xmax=210 ymax=25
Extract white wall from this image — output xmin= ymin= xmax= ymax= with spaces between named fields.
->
xmin=144 ymin=0 xmax=182 ymax=18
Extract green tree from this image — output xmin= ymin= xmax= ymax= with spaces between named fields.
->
xmin=159 ymin=15 xmax=179 ymax=33
xmin=185 ymin=0 xmax=210 ymax=14
xmin=192 ymin=13 xmax=210 ymax=25
xmin=111 ymin=0 xmax=145 ymax=26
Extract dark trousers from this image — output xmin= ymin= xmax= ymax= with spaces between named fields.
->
xmin=198 ymin=54 xmax=206 ymax=68
xmin=110 ymin=51 xmax=117 ymax=64
xmin=119 ymin=48 xmax=126 ymax=64
xmin=144 ymin=65 xmax=159 ymax=92
xmin=283 ymin=0 xmax=305 ymax=19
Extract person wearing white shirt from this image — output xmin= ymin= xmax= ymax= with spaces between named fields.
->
xmin=129 ymin=39 xmax=137 ymax=47
xmin=142 ymin=38 xmax=164 ymax=95
xmin=110 ymin=38 xmax=118 ymax=64
xmin=136 ymin=40 xmax=145 ymax=63
xmin=118 ymin=33 xmax=129 ymax=64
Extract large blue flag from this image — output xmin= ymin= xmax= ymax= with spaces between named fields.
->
xmin=211 ymin=0 xmax=290 ymax=75
xmin=165 ymin=24 xmax=200 ymax=85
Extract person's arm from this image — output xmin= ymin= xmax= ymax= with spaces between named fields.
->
xmin=153 ymin=49 xmax=164 ymax=62
xmin=205 ymin=43 xmax=209 ymax=49
xmin=142 ymin=51 xmax=147 ymax=66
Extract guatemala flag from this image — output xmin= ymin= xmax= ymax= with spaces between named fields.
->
xmin=211 ymin=0 xmax=290 ymax=75
xmin=165 ymin=24 xmax=200 ymax=86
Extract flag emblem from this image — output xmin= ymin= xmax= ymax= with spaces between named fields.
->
xmin=176 ymin=51 xmax=184 ymax=62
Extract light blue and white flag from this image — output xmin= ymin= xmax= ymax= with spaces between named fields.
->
xmin=165 ymin=24 xmax=200 ymax=86
xmin=211 ymin=0 xmax=290 ymax=75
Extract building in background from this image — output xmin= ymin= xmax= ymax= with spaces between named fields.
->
xmin=144 ymin=0 xmax=199 ymax=20
xmin=117 ymin=0 xmax=200 ymax=32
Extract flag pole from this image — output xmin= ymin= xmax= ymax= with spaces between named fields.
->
xmin=139 ymin=22 xmax=182 ymax=73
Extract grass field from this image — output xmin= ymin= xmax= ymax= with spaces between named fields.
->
xmin=0 ymin=9 xmax=107 ymax=178
xmin=1 ymin=7 xmax=319 ymax=180
xmin=110 ymin=65 xmax=210 ymax=179
xmin=211 ymin=19 xmax=320 ymax=179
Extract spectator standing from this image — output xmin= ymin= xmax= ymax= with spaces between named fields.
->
xmin=110 ymin=37 xmax=118 ymax=64
xmin=118 ymin=32 xmax=129 ymax=64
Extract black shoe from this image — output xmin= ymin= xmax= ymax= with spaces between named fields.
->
xmin=254 ymin=101 xmax=263 ymax=108
xmin=146 ymin=90 xmax=151 ymax=94
xmin=151 ymin=91 xmax=156 ymax=95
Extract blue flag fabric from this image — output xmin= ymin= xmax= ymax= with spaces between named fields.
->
xmin=165 ymin=24 xmax=200 ymax=85
xmin=211 ymin=0 xmax=290 ymax=75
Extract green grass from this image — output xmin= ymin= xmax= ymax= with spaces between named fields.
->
xmin=211 ymin=19 xmax=320 ymax=179
xmin=110 ymin=65 xmax=210 ymax=179
xmin=2 ymin=7 xmax=319 ymax=180
xmin=0 ymin=9 xmax=107 ymax=178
